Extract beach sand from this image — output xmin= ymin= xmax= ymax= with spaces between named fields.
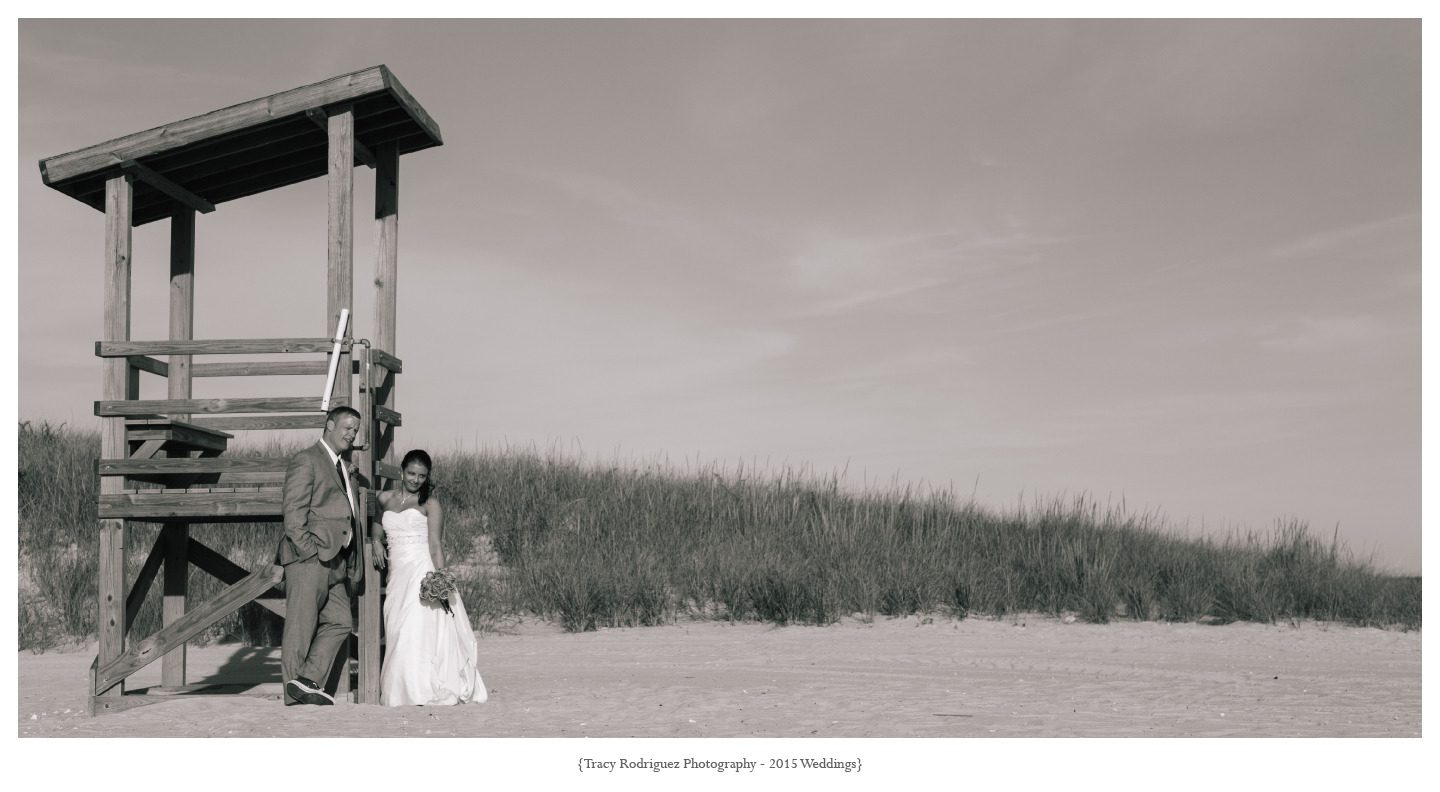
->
xmin=17 ymin=616 xmax=1420 ymax=738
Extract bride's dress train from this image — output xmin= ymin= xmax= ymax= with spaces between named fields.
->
xmin=379 ymin=508 xmax=485 ymax=706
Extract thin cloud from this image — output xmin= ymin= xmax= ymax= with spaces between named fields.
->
xmin=1259 ymin=315 xmax=1402 ymax=351
xmin=1266 ymin=213 xmax=1418 ymax=260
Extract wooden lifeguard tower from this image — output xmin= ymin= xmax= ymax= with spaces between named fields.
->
xmin=37 ymin=66 xmax=441 ymax=714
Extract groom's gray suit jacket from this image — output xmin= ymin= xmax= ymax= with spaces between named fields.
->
xmin=276 ymin=441 xmax=364 ymax=585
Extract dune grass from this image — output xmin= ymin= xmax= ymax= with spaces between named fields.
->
xmin=16 ymin=421 xmax=1420 ymax=650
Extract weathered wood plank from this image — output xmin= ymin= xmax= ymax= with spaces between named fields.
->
xmin=124 ymin=532 xmax=167 ymax=632
xmin=356 ymin=353 xmax=380 ymax=703
xmin=307 ymin=107 xmax=376 ymax=168
xmin=128 ymin=97 xmax=409 ymax=175
xmin=161 ymin=475 xmax=287 ymax=487
xmin=359 ymin=539 xmax=382 ymax=704
xmin=87 ymin=657 xmax=102 ymax=716
xmin=136 ymin=106 xmax=413 ymax=187
xmin=98 ymin=396 xmax=327 ymax=416
xmin=99 ymin=489 xmax=285 ymax=520
xmin=369 ymin=370 xmax=395 ymax=415
xmin=193 ymin=360 xmax=329 ymax=377
xmin=374 ymin=140 xmax=399 ymax=357
xmin=128 ymin=438 xmax=167 ymax=460
xmin=98 ymin=338 xmax=337 ymax=356
xmin=358 ymin=353 xmax=375 ymax=520
xmin=168 ymin=206 xmax=195 ymax=423
xmin=127 ymin=358 xmax=141 ymax=402
xmin=118 ymin=159 xmax=215 ymax=214
xmin=127 ymin=425 xmax=230 ymax=454
xmin=328 ymin=106 xmax=355 ymax=421
xmin=382 ymin=68 xmax=443 ymax=148
xmin=97 ymin=520 xmax=127 ymax=697
xmin=109 ymin=514 xmax=285 ymax=525
xmin=42 ymin=67 xmax=391 ymax=186
xmin=127 ymin=355 xmax=168 ymax=377
xmin=375 ymin=461 xmax=402 ymax=481
xmin=351 ymin=359 xmax=396 ymax=387
xmin=189 ymin=414 xmax=328 ymax=432
xmin=120 ymin=474 xmax=285 ymax=487
xmin=213 ymin=472 xmax=287 ymax=484
xmin=99 ymin=173 xmax=133 ymax=699
xmin=112 ymin=471 xmax=286 ymax=487
xmin=125 ymin=417 xmax=234 ymax=436
xmin=166 ymin=200 xmax=198 ymax=652
xmin=67 ymin=124 xmax=439 ymax=228
xmin=99 ymin=457 xmax=291 ymax=476
xmin=187 ymin=538 xmax=286 ymax=618
xmin=107 ymin=117 xmax=318 ymax=189
xmin=161 ymin=524 xmax=188 ymax=686
xmin=375 ymin=405 xmax=401 ymax=427
xmin=371 ymin=348 xmax=402 ymax=375
xmin=94 ymin=565 xmax=283 ymax=695
xmin=135 ymin=109 xmax=413 ymax=199
xmin=100 ymin=174 xmax=133 ymax=413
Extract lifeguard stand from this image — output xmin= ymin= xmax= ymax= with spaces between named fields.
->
xmin=37 ymin=66 xmax=441 ymax=714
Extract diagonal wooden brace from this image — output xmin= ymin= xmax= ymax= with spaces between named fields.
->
xmin=187 ymin=538 xmax=286 ymax=618
xmin=93 ymin=564 xmax=282 ymax=695
xmin=124 ymin=532 xmax=168 ymax=631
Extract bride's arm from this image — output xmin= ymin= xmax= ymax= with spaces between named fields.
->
xmin=370 ymin=491 xmax=389 ymax=569
xmin=428 ymin=497 xmax=445 ymax=570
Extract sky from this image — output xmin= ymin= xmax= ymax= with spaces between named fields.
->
xmin=15 ymin=19 xmax=1420 ymax=571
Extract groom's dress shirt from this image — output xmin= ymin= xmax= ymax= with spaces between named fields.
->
xmin=318 ymin=439 xmax=355 ymax=547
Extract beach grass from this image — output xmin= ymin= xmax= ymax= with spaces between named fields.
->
xmin=16 ymin=421 xmax=1420 ymax=650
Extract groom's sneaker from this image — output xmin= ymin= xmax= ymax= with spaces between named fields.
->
xmin=286 ymin=677 xmax=335 ymax=706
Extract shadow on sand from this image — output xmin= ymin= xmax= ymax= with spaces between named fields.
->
xmin=200 ymin=645 xmax=284 ymax=685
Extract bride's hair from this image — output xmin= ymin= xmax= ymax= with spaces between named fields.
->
xmin=400 ymin=449 xmax=435 ymax=505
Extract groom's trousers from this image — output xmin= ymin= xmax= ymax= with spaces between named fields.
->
xmin=281 ymin=544 xmax=353 ymax=704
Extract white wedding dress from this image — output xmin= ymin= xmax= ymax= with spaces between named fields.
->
xmin=379 ymin=508 xmax=486 ymax=706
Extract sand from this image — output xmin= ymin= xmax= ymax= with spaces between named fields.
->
xmin=16 ymin=615 xmax=1420 ymax=738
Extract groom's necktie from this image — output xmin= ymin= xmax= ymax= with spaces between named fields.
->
xmin=335 ymin=458 xmax=354 ymax=544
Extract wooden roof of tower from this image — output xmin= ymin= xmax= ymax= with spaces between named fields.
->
xmin=38 ymin=65 xmax=442 ymax=227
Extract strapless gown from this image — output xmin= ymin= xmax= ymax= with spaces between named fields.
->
xmin=379 ymin=509 xmax=486 ymax=706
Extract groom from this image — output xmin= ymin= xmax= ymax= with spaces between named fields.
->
xmin=277 ymin=405 xmax=366 ymax=705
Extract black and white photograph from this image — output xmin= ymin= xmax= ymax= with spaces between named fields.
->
xmin=8 ymin=9 xmax=1427 ymax=786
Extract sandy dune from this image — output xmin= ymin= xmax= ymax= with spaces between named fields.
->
xmin=17 ymin=616 xmax=1419 ymax=738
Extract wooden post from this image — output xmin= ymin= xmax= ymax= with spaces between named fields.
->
xmin=162 ymin=203 xmax=195 ymax=687
xmin=160 ymin=523 xmax=187 ymax=686
xmin=98 ymin=173 xmax=132 ymax=699
xmin=327 ymin=105 xmax=356 ymax=701
xmin=372 ymin=141 xmax=399 ymax=469
xmin=357 ymin=354 xmax=380 ymax=705
xmin=374 ymin=141 xmax=399 ymax=362
xmin=358 ymin=141 xmax=399 ymax=705
xmin=168 ymin=205 xmax=195 ymax=415
xmin=327 ymin=106 xmax=354 ymax=407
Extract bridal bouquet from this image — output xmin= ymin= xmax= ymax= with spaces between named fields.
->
xmin=420 ymin=569 xmax=458 ymax=616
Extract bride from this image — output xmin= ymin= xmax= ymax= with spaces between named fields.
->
xmin=372 ymin=449 xmax=486 ymax=706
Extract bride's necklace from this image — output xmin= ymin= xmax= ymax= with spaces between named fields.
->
xmin=398 ymin=490 xmax=415 ymax=509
